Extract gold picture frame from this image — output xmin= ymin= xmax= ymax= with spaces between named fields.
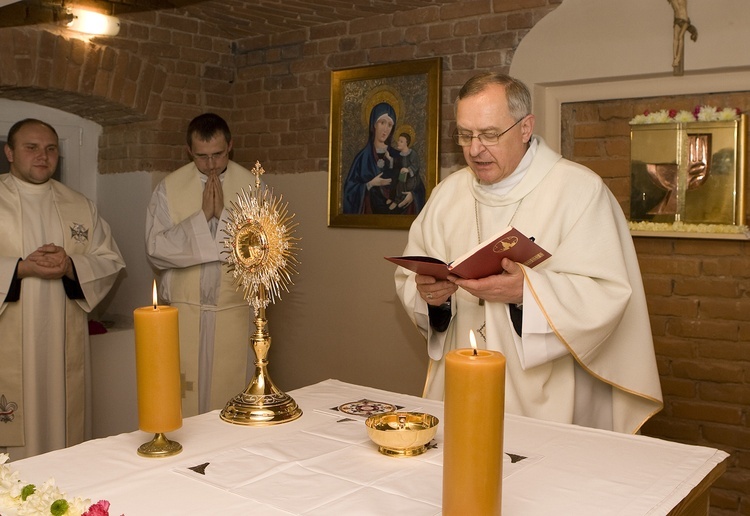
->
xmin=629 ymin=115 xmax=748 ymax=238
xmin=327 ymin=58 xmax=441 ymax=229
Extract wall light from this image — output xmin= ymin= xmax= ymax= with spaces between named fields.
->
xmin=66 ymin=7 xmax=120 ymax=36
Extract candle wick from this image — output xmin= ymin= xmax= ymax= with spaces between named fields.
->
xmin=473 ymin=348 xmax=478 ymax=356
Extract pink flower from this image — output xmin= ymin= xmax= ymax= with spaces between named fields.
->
xmin=82 ymin=499 xmax=110 ymax=516
xmin=668 ymin=109 xmax=677 ymax=118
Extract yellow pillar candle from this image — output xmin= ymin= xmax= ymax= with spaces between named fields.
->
xmin=443 ymin=330 xmax=506 ymax=515
xmin=133 ymin=281 xmax=182 ymax=434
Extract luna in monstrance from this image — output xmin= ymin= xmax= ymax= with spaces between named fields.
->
xmin=219 ymin=161 xmax=303 ymax=425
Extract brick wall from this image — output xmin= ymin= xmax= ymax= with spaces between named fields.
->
xmin=562 ymin=95 xmax=750 ymax=516
xmin=0 ymin=0 xmax=560 ymax=174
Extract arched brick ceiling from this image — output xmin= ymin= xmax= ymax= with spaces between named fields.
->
xmin=0 ymin=0 xmax=443 ymax=38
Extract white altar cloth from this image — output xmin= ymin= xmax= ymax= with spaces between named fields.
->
xmin=2 ymin=379 xmax=728 ymax=515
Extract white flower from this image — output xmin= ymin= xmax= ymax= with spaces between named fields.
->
xmin=629 ymin=114 xmax=649 ymax=124
xmin=646 ymin=109 xmax=671 ymax=124
xmin=718 ymin=107 xmax=740 ymax=121
xmin=673 ymin=110 xmax=695 ymax=122
xmin=68 ymin=496 xmax=93 ymax=515
xmin=0 ymin=454 xmax=22 ymax=509
xmin=17 ymin=479 xmax=65 ymax=515
xmin=696 ymin=105 xmax=718 ymax=122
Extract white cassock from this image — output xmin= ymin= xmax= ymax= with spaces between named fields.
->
xmin=395 ymin=137 xmax=663 ymax=434
xmin=145 ymin=161 xmax=257 ymax=416
xmin=0 ymin=174 xmax=125 ymax=460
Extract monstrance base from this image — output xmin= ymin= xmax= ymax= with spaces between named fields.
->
xmin=220 ymin=388 xmax=302 ymax=426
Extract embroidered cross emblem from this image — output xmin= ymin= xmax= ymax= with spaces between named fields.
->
xmin=0 ymin=394 xmax=18 ymax=423
xmin=180 ymin=372 xmax=194 ymax=399
xmin=70 ymin=223 xmax=89 ymax=244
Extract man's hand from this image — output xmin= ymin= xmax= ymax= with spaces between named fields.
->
xmin=19 ymin=244 xmax=74 ymax=280
xmin=451 ymin=258 xmax=524 ymax=304
xmin=417 ymin=274 xmax=458 ymax=306
xmin=202 ymin=172 xmax=224 ymax=221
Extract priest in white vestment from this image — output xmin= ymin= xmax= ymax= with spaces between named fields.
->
xmin=0 ymin=119 xmax=125 ymax=460
xmin=146 ymin=113 xmax=258 ymax=416
xmin=395 ymin=73 xmax=663 ymax=434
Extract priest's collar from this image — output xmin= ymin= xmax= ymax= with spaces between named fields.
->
xmin=476 ymin=137 xmax=538 ymax=197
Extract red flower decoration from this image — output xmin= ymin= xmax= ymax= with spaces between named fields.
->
xmin=82 ymin=500 xmax=110 ymax=516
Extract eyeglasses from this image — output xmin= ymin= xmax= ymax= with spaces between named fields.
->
xmin=192 ymin=149 xmax=228 ymax=163
xmin=453 ymin=116 xmax=526 ymax=147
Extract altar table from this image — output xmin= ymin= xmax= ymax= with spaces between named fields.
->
xmin=3 ymin=379 xmax=728 ymax=515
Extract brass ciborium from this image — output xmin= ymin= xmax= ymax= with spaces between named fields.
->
xmin=365 ymin=412 xmax=439 ymax=457
xmin=219 ymin=161 xmax=302 ymax=426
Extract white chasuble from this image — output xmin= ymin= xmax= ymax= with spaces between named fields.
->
xmin=0 ymin=174 xmax=124 ymax=459
xmin=395 ymin=136 xmax=663 ymax=434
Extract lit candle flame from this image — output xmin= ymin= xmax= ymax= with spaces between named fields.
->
xmin=152 ymin=280 xmax=158 ymax=310
xmin=470 ymin=330 xmax=478 ymax=355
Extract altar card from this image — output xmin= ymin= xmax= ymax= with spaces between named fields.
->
xmin=315 ymin=397 xmax=421 ymax=421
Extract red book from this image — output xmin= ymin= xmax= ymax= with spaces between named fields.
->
xmin=386 ymin=226 xmax=551 ymax=280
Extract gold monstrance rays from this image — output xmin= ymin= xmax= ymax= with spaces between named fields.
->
xmin=219 ymin=161 xmax=303 ymax=425
xmin=224 ymin=167 xmax=300 ymax=313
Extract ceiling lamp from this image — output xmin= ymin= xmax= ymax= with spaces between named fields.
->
xmin=66 ymin=7 xmax=120 ymax=36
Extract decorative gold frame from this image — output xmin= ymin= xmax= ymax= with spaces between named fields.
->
xmin=328 ymin=58 xmax=441 ymax=229
xmin=629 ymin=115 xmax=748 ymax=238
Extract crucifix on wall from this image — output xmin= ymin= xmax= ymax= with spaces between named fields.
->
xmin=668 ymin=0 xmax=698 ymax=76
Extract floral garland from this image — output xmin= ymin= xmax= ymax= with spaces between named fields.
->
xmin=628 ymin=220 xmax=749 ymax=235
xmin=630 ymin=105 xmax=741 ymax=125
xmin=0 ymin=454 xmax=112 ymax=516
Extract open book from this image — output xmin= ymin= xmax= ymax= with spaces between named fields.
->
xmin=385 ymin=226 xmax=551 ymax=280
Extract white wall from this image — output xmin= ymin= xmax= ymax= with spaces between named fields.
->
xmin=261 ymin=171 xmax=428 ymax=396
xmin=93 ymin=170 xmax=159 ymax=322
xmin=511 ymin=0 xmax=750 ymax=149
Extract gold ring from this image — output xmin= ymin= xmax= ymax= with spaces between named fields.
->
xmin=426 ymin=292 xmax=433 ymax=299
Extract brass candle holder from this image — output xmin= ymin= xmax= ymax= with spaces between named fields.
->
xmin=219 ymin=162 xmax=302 ymax=426
xmin=137 ymin=432 xmax=182 ymax=458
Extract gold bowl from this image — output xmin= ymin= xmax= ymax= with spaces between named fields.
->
xmin=365 ymin=411 xmax=439 ymax=457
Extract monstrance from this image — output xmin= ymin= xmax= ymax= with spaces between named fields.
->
xmin=219 ymin=161 xmax=302 ymax=425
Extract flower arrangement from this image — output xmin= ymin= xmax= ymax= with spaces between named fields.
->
xmin=628 ymin=220 xmax=749 ymax=235
xmin=630 ymin=105 xmax=741 ymax=125
xmin=0 ymin=454 xmax=112 ymax=516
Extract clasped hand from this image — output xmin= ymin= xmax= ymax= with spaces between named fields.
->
xmin=202 ymin=172 xmax=224 ymax=221
xmin=20 ymin=244 xmax=74 ymax=280
xmin=417 ymin=258 xmax=524 ymax=306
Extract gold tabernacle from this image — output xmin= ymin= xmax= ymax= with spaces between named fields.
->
xmin=630 ymin=115 xmax=746 ymax=227
xmin=219 ymin=161 xmax=302 ymax=426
